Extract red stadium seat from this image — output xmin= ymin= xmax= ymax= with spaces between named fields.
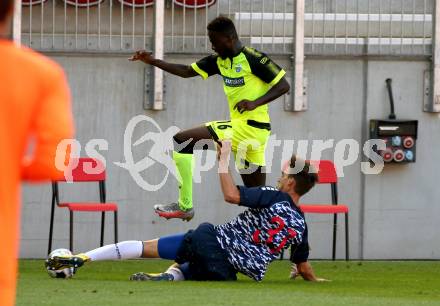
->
xmin=47 ymin=158 xmax=118 ymax=254
xmin=117 ymin=0 xmax=154 ymax=8
xmin=58 ymin=203 xmax=118 ymax=212
xmin=63 ymin=0 xmax=105 ymax=7
xmin=299 ymin=160 xmax=349 ymax=261
xmin=173 ymin=0 xmax=216 ymax=9
xmin=299 ymin=204 xmax=349 ymax=214
xmin=22 ymin=0 xmax=48 ymax=6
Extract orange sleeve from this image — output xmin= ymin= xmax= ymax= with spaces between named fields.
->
xmin=21 ymin=64 xmax=75 ymax=181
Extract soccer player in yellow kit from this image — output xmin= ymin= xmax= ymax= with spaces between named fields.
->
xmin=130 ymin=17 xmax=289 ymax=221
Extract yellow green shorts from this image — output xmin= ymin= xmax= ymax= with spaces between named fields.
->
xmin=205 ymin=119 xmax=271 ymax=168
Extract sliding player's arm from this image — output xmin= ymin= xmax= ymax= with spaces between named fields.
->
xmin=297 ymin=261 xmax=329 ymax=282
xmin=217 ymin=141 xmax=241 ymax=205
xmin=217 ymin=141 xmax=286 ymax=207
xmin=129 ymin=51 xmax=198 ymax=78
xmin=292 ymin=228 xmax=329 ymax=282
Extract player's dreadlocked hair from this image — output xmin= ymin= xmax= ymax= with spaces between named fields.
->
xmin=207 ymin=16 xmax=238 ymax=39
xmin=287 ymin=156 xmax=318 ymax=196
xmin=0 ymin=0 xmax=13 ymax=23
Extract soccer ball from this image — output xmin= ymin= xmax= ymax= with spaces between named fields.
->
xmin=45 ymin=248 xmax=76 ymax=279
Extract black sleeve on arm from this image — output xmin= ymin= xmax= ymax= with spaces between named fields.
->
xmin=238 ymin=186 xmax=287 ymax=209
xmin=242 ymin=47 xmax=285 ymax=84
xmin=290 ymin=223 xmax=310 ymax=264
xmin=192 ymin=54 xmax=220 ymax=78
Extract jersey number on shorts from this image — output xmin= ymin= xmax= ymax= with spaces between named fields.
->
xmin=252 ymin=216 xmax=297 ymax=254
xmin=218 ymin=124 xmax=232 ymax=130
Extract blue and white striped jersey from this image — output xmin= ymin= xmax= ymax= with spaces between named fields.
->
xmin=215 ymin=186 xmax=306 ymax=281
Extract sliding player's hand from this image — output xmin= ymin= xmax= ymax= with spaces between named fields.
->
xmin=217 ymin=140 xmax=232 ymax=161
xmin=216 ymin=144 xmax=221 ymax=161
xmin=217 ymin=140 xmax=232 ymax=174
xmin=315 ymin=278 xmax=331 ymax=282
xmin=129 ymin=50 xmax=155 ymax=64
xmin=234 ymin=100 xmax=258 ymax=113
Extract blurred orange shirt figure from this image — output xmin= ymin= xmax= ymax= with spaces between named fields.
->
xmin=0 ymin=2 xmax=74 ymax=305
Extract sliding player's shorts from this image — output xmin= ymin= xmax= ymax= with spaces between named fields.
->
xmin=175 ymin=223 xmax=237 ymax=281
xmin=205 ymin=119 xmax=271 ymax=168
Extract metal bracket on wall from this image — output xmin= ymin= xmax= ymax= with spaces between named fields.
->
xmin=424 ymin=70 xmax=433 ymax=112
xmin=284 ymin=71 xmax=308 ymax=111
xmin=423 ymin=70 xmax=430 ymax=111
xmin=424 ymin=70 xmax=440 ymax=112
xmin=425 ymin=0 xmax=440 ymax=112
xmin=143 ymin=66 xmax=166 ymax=110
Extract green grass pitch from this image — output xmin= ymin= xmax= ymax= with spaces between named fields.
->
xmin=17 ymin=259 xmax=440 ymax=306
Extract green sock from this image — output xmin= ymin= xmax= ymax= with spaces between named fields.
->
xmin=173 ymin=151 xmax=194 ymax=211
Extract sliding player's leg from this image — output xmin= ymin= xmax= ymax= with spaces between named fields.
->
xmin=46 ymin=234 xmax=185 ymax=271
xmin=130 ymin=263 xmax=186 ymax=282
xmin=154 ymin=125 xmax=213 ymax=221
xmin=131 ymin=223 xmax=237 ymax=282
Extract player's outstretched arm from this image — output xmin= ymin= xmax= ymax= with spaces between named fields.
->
xmin=217 ymin=141 xmax=240 ymax=205
xmin=129 ymin=50 xmax=198 ymax=78
xmin=234 ymin=77 xmax=290 ymax=113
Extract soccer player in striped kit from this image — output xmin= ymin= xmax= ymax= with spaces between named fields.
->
xmin=48 ymin=141 xmax=326 ymax=282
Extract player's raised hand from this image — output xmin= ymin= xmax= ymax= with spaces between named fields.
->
xmin=217 ymin=140 xmax=232 ymax=174
xmin=129 ymin=50 xmax=155 ymax=64
xmin=234 ymin=99 xmax=258 ymax=113
xmin=217 ymin=140 xmax=232 ymax=161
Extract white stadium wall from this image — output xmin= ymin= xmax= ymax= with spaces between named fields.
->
xmin=20 ymin=55 xmax=440 ymax=260
xmin=19 ymin=0 xmax=440 ymax=259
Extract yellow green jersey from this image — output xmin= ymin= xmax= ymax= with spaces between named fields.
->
xmin=191 ymin=46 xmax=286 ymax=123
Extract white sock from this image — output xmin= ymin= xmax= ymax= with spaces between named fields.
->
xmin=166 ymin=267 xmax=185 ymax=281
xmin=85 ymin=241 xmax=143 ymax=261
